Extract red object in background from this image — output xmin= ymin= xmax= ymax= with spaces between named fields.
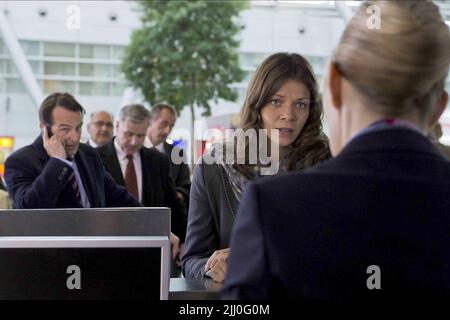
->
xmin=194 ymin=140 xmax=207 ymax=164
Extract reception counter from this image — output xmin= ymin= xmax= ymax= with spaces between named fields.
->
xmin=169 ymin=277 xmax=222 ymax=300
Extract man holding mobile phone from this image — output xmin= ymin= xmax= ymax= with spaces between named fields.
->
xmin=4 ymin=92 xmax=141 ymax=209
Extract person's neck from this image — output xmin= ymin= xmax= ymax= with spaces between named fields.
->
xmin=149 ymin=136 xmax=160 ymax=146
xmin=342 ymin=104 xmax=424 ymax=146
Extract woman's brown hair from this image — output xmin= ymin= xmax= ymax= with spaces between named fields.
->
xmin=235 ymin=52 xmax=330 ymax=176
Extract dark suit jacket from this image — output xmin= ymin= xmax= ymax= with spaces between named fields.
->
xmin=222 ymin=127 xmax=450 ymax=301
xmin=163 ymin=142 xmax=191 ymax=204
xmin=97 ymin=139 xmax=187 ymax=241
xmin=4 ymin=136 xmax=140 ymax=209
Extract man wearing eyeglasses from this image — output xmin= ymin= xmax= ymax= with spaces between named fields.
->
xmin=87 ymin=111 xmax=114 ymax=148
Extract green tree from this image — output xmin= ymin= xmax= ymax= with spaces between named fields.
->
xmin=121 ymin=0 xmax=248 ymax=161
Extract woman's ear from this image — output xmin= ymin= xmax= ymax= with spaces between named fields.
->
xmin=428 ymin=90 xmax=448 ymax=128
xmin=327 ymin=62 xmax=343 ymax=112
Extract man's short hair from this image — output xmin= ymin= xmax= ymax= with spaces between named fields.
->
xmin=39 ymin=92 xmax=85 ymax=125
xmin=150 ymin=103 xmax=176 ymax=121
xmin=118 ymin=104 xmax=150 ymax=123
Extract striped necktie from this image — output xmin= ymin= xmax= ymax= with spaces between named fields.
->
xmin=66 ymin=157 xmax=81 ymax=204
xmin=69 ymin=173 xmax=81 ymax=204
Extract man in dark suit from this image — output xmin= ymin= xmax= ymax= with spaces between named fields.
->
xmin=4 ymin=92 xmax=140 ymax=209
xmin=145 ymin=103 xmax=191 ymax=211
xmin=96 ymin=104 xmax=187 ymax=262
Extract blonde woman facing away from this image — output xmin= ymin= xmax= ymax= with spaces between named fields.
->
xmin=223 ymin=1 xmax=450 ymax=300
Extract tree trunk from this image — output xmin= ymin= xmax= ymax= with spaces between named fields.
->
xmin=190 ymin=102 xmax=196 ymax=170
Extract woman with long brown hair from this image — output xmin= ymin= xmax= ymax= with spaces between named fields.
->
xmin=182 ymin=52 xmax=330 ymax=282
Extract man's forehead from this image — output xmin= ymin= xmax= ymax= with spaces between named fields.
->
xmin=122 ymin=119 xmax=147 ymax=132
xmin=94 ymin=112 xmax=113 ymax=121
xmin=52 ymin=107 xmax=83 ymax=123
xmin=158 ymin=110 xmax=176 ymax=122
xmin=55 ymin=121 xmax=83 ymax=127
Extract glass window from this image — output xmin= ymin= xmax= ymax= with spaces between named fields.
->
xmin=111 ymin=64 xmax=125 ymax=81
xmin=79 ymin=44 xmax=110 ymax=59
xmin=29 ymin=61 xmax=41 ymax=75
xmin=0 ymin=59 xmax=7 ymax=74
xmin=44 ymin=62 xmax=75 ymax=76
xmin=6 ymin=79 xmax=26 ymax=93
xmin=6 ymin=60 xmax=17 ymax=74
xmin=79 ymin=63 xmax=111 ymax=77
xmin=243 ymin=71 xmax=254 ymax=84
xmin=237 ymin=87 xmax=247 ymax=102
xmin=110 ymin=82 xmax=127 ymax=96
xmin=239 ymin=53 xmax=269 ymax=68
xmin=3 ymin=59 xmax=40 ymax=75
xmin=79 ymin=81 xmax=109 ymax=95
xmin=0 ymin=78 xmax=6 ymax=92
xmin=305 ymin=56 xmax=326 ymax=75
xmin=19 ymin=40 xmax=40 ymax=56
xmin=43 ymin=42 xmax=75 ymax=57
xmin=111 ymin=46 xmax=124 ymax=60
xmin=43 ymin=80 xmax=76 ymax=94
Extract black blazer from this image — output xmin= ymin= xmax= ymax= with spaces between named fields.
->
xmin=97 ymin=139 xmax=187 ymax=241
xmin=163 ymin=142 xmax=191 ymax=202
xmin=4 ymin=136 xmax=140 ymax=209
xmin=222 ymin=127 xmax=450 ymax=301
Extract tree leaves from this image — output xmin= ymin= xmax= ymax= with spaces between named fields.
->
xmin=121 ymin=0 xmax=248 ymax=116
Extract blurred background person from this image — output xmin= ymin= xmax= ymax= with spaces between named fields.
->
xmin=0 ymin=177 xmax=11 ymax=209
xmin=0 ymin=189 xmax=11 ymax=209
xmin=182 ymin=52 xmax=330 ymax=283
xmin=146 ymin=103 xmax=191 ymax=213
xmin=96 ymin=104 xmax=187 ymax=272
xmin=223 ymin=1 xmax=450 ymax=300
xmin=87 ymin=111 xmax=114 ymax=148
xmin=428 ymin=122 xmax=450 ymax=160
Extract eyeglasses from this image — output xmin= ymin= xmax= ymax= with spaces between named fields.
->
xmin=93 ymin=121 xmax=113 ymax=128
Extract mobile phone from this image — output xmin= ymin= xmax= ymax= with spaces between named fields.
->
xmin=45 ymin=122 xmax=53 ymax=138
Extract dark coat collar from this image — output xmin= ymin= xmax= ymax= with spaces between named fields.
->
xmin=338 ymin=127 xmax=444 ymax=159
xmin=32 ymin=135 xmax=50 ymax=162
xmin=31 ymin=134 xmax=99 ymax=206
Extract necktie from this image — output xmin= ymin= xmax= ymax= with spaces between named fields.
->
xmin=125 ymin=154 xmax=138 ymax=200
xmin=69 ymin=173 xmax=81 ymax=204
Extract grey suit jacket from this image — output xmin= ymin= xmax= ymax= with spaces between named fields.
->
xmin=182 ymin=156 xmax=238 ymax=278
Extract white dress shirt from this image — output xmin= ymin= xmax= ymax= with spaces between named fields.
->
xmin=144 ymin=136 xmax=165 ymax=153
xmin=114 ymin=138 xmax=143 ymax=202
xmin=88 ymin=139 xmax=98 ymax=148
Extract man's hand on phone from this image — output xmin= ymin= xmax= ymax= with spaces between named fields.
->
xmin=43 ymin=126 xmax=67 ymax=159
